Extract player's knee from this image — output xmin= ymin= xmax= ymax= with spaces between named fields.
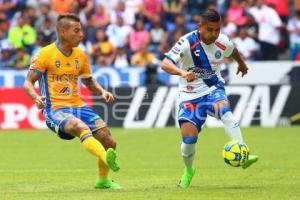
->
xmin=67 ymin=119 xmax=89 ymax=135
xmin=180 ymin=122 xmax=199 ymax=135
xmin=94 ymin=128 xmax=116 ymax=149
xmin=214 ymin=101 xmax=231 ymax=119
xmin=182 ymin=136 xmax=198 ymax=144
xmin=104 ymin=129 xmax=116 ymax=149
xmin=109 ymin=139 xmax=117 ymax=149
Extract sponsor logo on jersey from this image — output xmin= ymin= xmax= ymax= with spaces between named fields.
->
xmin=186 ymin=85 xmax=194 ymax=91
xmin=51 ymin=74 xmax=78 ymax=82
xmin=59 ymin=87 xmax=71 ymax=94
xmin=55 ymin=60 xmax=61 ymax=68
xmin=187 ymin=67 xmax=214 ymax=79
xmin=215 ymin=50 xmax=222 ymax=59
xmin=75 ymin=59 xmax=80 ymax=70
xmin=193 ymin=50 xmax=201 ymax=57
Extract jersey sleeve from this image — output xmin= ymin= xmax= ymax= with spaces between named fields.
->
xmin=79 ymin=52 xmax=92 ymax=78
xmin=29 ymin=50 xmax=47 ymax=76
xmin=164 ymin=37 xmax=190 ymax=64
xmin=222 ymin=35 xmax=235 ymax=57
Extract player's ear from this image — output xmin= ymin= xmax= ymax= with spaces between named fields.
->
xmin=59 ymin=28 xmax=66 ymax=36
xmin=198 ymin=19 xmax=205 ymax=28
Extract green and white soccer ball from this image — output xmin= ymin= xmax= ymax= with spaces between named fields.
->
xmin=222 ymin=140 xmax=249 ymax=167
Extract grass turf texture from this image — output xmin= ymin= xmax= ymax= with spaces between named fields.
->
xmin=0 ymin=127 xmax=299 ymax=200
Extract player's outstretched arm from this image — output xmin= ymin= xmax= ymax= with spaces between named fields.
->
xmin=161 ymin=58 xmax=196 ymax=82
xmin=23 ymin=70 xmax=45 ymax=109
xmin=81 ymin=76 xmax=114 ymax=103
xmin=230 ymin=48 xmax=249 ymax=77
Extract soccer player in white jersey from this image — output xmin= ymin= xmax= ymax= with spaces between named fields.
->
xmin=161 ymin=9 xmax=258 ymax=188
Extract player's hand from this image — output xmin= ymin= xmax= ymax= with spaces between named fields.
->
xmin=34 ymin=95 xmax=45 ymax=109
xmin=236 ymin=63 xmax=248 ymax=77
xmin=181 ymin=71 xmax=197 ymax=82
xmin=102 ymin=91 xmax=114 ymax=103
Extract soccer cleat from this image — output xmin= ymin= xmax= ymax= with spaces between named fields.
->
xmin=242 ymin=154 xmax=258 ymax=169
xmin=106 ymin=148 xmax=120 ymax=172
xmin=95 ymin=177 xmax=121 ymax=189
xmin=178 ymin=167 xmax=196 ymax=188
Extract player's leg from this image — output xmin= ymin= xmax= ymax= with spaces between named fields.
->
xmin=180 ymin=122 xmax=198 ymax=172
xmin=210 ymin=89 xmax=258 ymax=169
xmin=214 ymin=99 xmax=244 ymax=143
xmin=93 ymin=127 xmax=119 ymax=171
xmin=177 ymin=100 xmax=205 ymax=188
xmin=93 ymin=127 xmax=121 ymax=189
xmin=76 ymin=106 xmax=120 ymax=189
xmin=178 ymin=122 xmax=198 ymax=188
xmin=93 ymin=127 xmax=116 ymax=150
xmin=45 ymin=108 xmax=120 ymax=188
xmin=75 ymin=106 xmax=120 ymax=173
xmin=63 ymin=117 xmax=108 ymax=165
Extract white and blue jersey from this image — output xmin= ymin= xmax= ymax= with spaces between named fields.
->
xmin=165 ymin=30 xmax=234 ymax=102
xmin=165 ymin=30 xmax=234 ymax=131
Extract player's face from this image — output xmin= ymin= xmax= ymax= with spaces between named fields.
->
xmin=63 ymin=21 xmax=84 ymax=47
xmin=199 ymin=21 xmax=221 ymax=44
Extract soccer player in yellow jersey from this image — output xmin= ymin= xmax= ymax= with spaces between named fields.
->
xmin=24 ymin=14 xmax=121 ymax=189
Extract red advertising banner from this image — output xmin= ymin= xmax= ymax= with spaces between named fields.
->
xmin=0 ymin=88 xmax=92 ymax=129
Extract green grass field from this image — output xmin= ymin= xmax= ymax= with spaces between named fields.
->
xmin=1 ymin=127 xmax=300 ymax=200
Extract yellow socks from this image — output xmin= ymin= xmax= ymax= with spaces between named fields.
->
xmin=79 ymin=130 xmax=107 ymax=165
xmin=97 ymin=157 xmax=109 ymax=178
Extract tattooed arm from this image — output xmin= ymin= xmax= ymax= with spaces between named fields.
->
xmin=81 ymin=76 xmax=114 ymax=103
xmin=24 ymin=70 xmax=45 ymax=109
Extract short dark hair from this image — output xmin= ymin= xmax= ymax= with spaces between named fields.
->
xmin=201 ymin=9 xmax=221 ymax=23
xmin=57 ymin=13 xmax=80 ymax=23
xmin=56 ymin=13 xmax=80 ymax=30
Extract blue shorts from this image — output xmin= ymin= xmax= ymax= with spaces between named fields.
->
xmin=178 ymin=88 xmax=230 ymax=132
xmin=44 ymin=106 xmax=106 ymax=140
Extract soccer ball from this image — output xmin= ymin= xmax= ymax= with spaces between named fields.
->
xmin=222 ymin=140 xmax=249 ymax=167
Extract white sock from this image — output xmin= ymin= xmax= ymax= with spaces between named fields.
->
xmin=221 ymin=112 xmax=244 ymax=143
xmin=181 ymin=142 xmax=196 ymax=170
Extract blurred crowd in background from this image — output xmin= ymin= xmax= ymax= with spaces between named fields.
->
xmin=0 ymin=0 xmax=299 ymax=70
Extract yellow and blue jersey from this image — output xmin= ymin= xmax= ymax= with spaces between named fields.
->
xmin=30 ymin=42 xmax=91 ymax=110
xmin=30 ymin=42 xmax=106 ymax=139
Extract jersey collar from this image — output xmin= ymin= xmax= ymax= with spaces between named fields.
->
xmin=55 ymin=41 xmax=73 ymax=57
